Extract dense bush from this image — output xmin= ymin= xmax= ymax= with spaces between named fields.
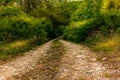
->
xmin=0 ymin=6 xmax=54 ymax=44
xmin=63 ymin=19 xmax=95 ymax=42
xmin=100 ymin=11 xmax=120 ymax=35
xmin=63 ymin=0 xmax=120 ymax=43
xmin=70 ymin=0 xmax=101 ymax=22
xmin=0 ymin=16 xmax=51 ymax=44
xmin=0 ymin=5 xmax=54 ymax=59
xmin=0 ymin=6 xmax=23 ymax=17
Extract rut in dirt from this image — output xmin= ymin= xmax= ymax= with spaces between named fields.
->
xmin=18 ymin=40 xmax=66 ymax=80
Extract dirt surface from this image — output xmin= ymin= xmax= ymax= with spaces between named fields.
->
xmin=0 ymin=40 xmax=53 ymax=80
xmin=17 ymin=40 xmax=66 ymax=80
xmin=0 ymin=40 xmax=120 ymax=80
xmin=59 ymin=40 xmax=120 ymax=80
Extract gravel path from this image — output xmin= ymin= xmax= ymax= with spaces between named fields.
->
xmin=0 ymin=40 xmax=53 ymax=80
xmin=18 ymin=40 xmax=66 ymax=80
xmin=58 ymin=40 xmax=120 ymax=80
xmin=0 ymin=39 xmax=119 ymax=80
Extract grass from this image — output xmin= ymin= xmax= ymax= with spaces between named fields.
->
xmin=0 ymin=38 xmax=42 ymax=60
xmin=85 ymin=33 xmax=120 ymax=52
xmin=78 ymin=77 xmax=87 ymax=80
xmin=94 ymin=35 xmax=120 ymax=62
xmin=84 ymin=34 xmax=120 ymax=70
xmin=95 ymin=36 xmax=119 ymax=52
xmin=104 ymin=73 xmax=112 ymax=78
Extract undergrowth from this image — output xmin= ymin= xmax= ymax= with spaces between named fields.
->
xmin=0 ymin=38 xmax=46 ymax=60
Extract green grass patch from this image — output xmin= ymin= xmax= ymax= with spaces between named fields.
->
xmin=0 ymin=38 xmax=43 ymax=60
xmin=84 ymin=33 xmax=120 ymax=52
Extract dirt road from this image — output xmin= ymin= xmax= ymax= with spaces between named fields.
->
xmin=0 ymin=40 xmax=119 ymax=80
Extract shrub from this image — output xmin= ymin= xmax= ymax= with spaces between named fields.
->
xmin=70 ymin=0 xmax=101 ymax=22
xmin=0 ymin=6 xmax=23 ymax=17
xmin=95 ymin=10 xmax=120 ymax=35
xmin=0 ymin=5 xmax=54 ymax=59
xmin=40 ymin=18 xmax=54 ymax=39
xmin=0 ymin=5 xmax=54 ymax=44
xmin=0 ymin=15 xmax=54 ymax=44
xmin=63 ymin=19 xmax=95 ymax=42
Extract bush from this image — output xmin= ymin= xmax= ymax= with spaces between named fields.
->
xmin=0 ymin=5 xmax=54 ymax=44
xmin=70 ymin=0 xmax=101 ymax=22
xmin=0 ymin=15 xmax=54 ymax=44
xmin=0 ymin=5 xmax=54 ymax=59
xmin=63 ymin=19 xmax=95 ymax=42
xmin=40 ymin=18 xmax=54 ymax=39
xmin=0 ymin=6 xmax=23 ymax=17
xmin=95 ymin=10 xmax=120 ymax=35
xmin=63 ymin=0 xmax=120 ymax=44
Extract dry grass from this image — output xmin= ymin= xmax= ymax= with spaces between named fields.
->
xmin=3 ymin=40 xmax=29 ymax=51
xmin=0 ymin=38 xmax=36 ymax=60
xmin=104 ymin=73 xmax=112 ymax=78
xmin=95 ymin=35 xmax=120 ymax=52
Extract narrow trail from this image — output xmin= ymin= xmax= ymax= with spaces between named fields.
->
xmin=0 ymin=39 xmax=119 ymax=80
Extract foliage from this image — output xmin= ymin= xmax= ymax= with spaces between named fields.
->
xmin=64 ymin=0 xmax=120 ymax=44
xmin=0 ymin=16 xmax=49 ymax=44
xmin=0 ymin=6 xmax=23 ymax=17
xmin=70 ymin=0 xmax=102 ymax=21
xmin=1 ymin=0 xmax=19 ymax=3
xmin=63 ymin=19 xmax=95 ymax=42
xmin=0 ymin=5 xmax=54 ymax=59
xmin=0 ymin=5 xmax=54 ymax=45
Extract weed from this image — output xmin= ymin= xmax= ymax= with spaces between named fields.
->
xmin=0 ymin=38 xmax=39 ymax=60
xmin=104 ymin=73 xmax=112 ymax=78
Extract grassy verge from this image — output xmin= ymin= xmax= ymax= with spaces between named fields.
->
xmin=84 ymin=34 xmax=120 ymax=69
xmin=64 ymin=31 xmax=120 ymax=69
xmin=85 ymin=34 xmax=119 ymax=51
xmin=0 ymin=38 xmax=46 ymax=61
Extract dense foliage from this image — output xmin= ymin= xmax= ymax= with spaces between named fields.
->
xmin=63 ymin=0 xmax=120 ymax=43
xmin=0 ymin=3 xmax=53 ymax=59
xmin=0 ymin=6 xmax=54 ymax=44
